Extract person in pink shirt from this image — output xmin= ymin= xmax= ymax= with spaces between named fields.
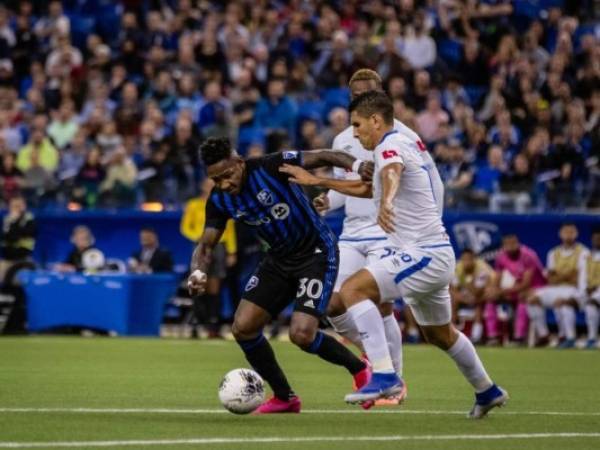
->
xmin=491 ymin=234 xmax=546 ymax=344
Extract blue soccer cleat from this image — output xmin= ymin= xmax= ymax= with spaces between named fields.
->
xmin=585 ymin=339 xmax=597 ymax=350
xmin=557 ymin=338 xmax=576 ymax=349
xmin=468 ymin=384 xmax=509 ymax=419
xmin=344 ymin=372 xmax=404 ymax=404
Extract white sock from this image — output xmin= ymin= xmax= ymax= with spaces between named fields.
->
xmin=348 ymin=301 xmax=394 ymax=374
xmin=471 ymin=322 xmax=483 ymax=343
xmin=446 ymin=332 xmax=493 ymax=393
xmin=553 ymin=307 xmax=565 ymax=338
xmin=585 ymin=304 xmax=599 ymax=341
xmin=383 ymin=314 xmax=403 ymax=377
xmin=561 ymin=306 xmax=576 ymax=340
xmin=329 ymin=310 xmax=364 ymax=353
xmin=527 ymin=304 xmax=549 ymax=338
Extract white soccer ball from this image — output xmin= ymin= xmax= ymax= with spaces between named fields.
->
xmin=218 ymin=368 xmax=265 ymax=414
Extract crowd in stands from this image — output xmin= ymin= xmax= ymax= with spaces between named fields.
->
xmin=0 ymin=0 xmax=596 ymax=211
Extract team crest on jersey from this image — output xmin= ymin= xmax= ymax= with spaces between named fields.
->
xmin=282 ymin=151 xmax=298 ymax=160
xmin=245 ymin=276 xmax=259 ymax=291
xmin=257 ymin=189 xmax=274 ymax=206
xmin=270 ymin=203 xmax=290 ymax=220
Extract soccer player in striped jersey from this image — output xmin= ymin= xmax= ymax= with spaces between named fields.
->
xmin=187 ymin=137 xmax=372 ymax=414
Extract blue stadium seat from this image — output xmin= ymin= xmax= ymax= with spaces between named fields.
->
xmin=237 ymin=127 xmax=266 ymax=155
xmin=297 ymin=99 xmax=325 ymax=123
xmin=68 ymin=14 xmax=96 ymax=50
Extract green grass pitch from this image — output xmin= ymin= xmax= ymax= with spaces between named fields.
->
xmin=1 ymin=336 xmax=599 ymax=450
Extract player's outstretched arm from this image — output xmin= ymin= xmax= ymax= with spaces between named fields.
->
xmin=188 ymin=227 xmax=224 ymax=296
xmin=377 ymin=163 xmax=403 ymax=234
xmin=279 ymin=164 xmax=373 ymax=198
xmin=300 ymin=150 xmax=373 ymax=181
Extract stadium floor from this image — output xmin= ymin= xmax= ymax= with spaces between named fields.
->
xmin=1 ymin=337 xmax=599 ymax=450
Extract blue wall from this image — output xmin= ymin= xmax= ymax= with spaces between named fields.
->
xmin=8 ymin=209 xmax=600 ymax=270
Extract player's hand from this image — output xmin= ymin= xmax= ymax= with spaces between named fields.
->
xmin=358 ymin=161 xmax=374 ymax=181
xmin=377 ymin=202 xmax=395 ymax=233
xmin=187 ymin=269 xmax=208 ymax=296
xmin=279 ymin=164 xmax=320 ymax=186
xmin=313 ymin=193 xmax=330 ymax=214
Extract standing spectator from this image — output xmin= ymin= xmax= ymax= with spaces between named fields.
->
xmin=128 ymin=227 xmax=173 ymax=274
xmin=0 ymin=196 xmax=35 ymax=282
xmin=492 ymin=234 xmax=546 ymax=345
xmin=527 ymin=224 xmax=588 ymax=348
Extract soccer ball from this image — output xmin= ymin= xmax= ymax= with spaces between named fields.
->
xmin=218 ymin=368 xmax=265 ymax=414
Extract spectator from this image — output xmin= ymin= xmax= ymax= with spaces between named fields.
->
xmin=99 ymin=147 xmax=137 ymax=208
xmin=47 ymin=99 xmax=79 ymax=150
xmin=72 ymin=147 xmax=105 ymax=208
xmin=21 ymin=149 xmax=56 ymax=205
xmin=59 ymin=128 xmax=88 ymax=178
xmin=128 ymin=227 xmax=173 ymax=274
xmin=0 ymin=152 xmax=24 ymax=204
xmin=16 ymin=128 xmax=59 ymax=174
xmin=492 ymin=153 xmax=534 ymax=213
xmin=402 ymin=13 xmax=436 ymax=70
xmin=584 ymin=228 xmax=600 ymax=349
xmin=416 ymin=91 xmax=450 ymax=144
xmin=254 ymin=77 xmax=297 ymax=152
xmin=440 ymin=140 xmax=473 ymax=208
xmin=55 ymin=225 xmax=104 ymax=272
xmin=0 ymin=196 xmax=35 ymax=282
xmin=471 ymin=145 xmax=506 ymax=207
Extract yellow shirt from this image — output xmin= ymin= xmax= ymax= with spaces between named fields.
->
xmin=180 ymin=197 xmax=237 ymax=254
xmin=453 ymin=258 xmax=493 ymax=289
xmin=16 ymin=138 xmax=59 ymax=172
xmin=547 ymin=243 xmax=588 ymax=287
xmin=586 ymin=251 xmax=600 ymax=290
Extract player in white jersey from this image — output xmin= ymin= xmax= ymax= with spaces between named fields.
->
xmin=281 ymin=91 xmax=507 ymax=418
xmin=320 ymin=70 xmax=416 ymax=406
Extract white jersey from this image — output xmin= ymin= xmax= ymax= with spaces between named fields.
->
xmin=372 ymin=129 xmax=446 ymax=249
xmin=331 ymin=119 xmax=426 ymax=240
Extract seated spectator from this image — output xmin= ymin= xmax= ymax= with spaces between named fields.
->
xmin=491 ymin=154 xmax=534 ymax=213
xmin=197 ymin=80 xmax=230 ymax=136
xmin=99 ymin=147 xmax=137 ymax=207
xmin=55 ymin=225 xmax=104 ymax=273
xmin=47 ymin=99 xmax=79 ymax=150
xmin=0 ymin=152 xmax=24 ymax=204
xmin=128 ymin=227 xmax=173 ymax=274
xmin=584 ymin=228 xmax=600 ymax=348
xmin=16 ymin=128 xmax=59 ymax=175
xmin=22 ymin=149 xmax=57 ymax=206
xmin=451 ymin=249 xmax=496 ymax=344
xmin=470 ymin=145 xmax=506 ymax=207
xmin=440 ymin=140 xmax=473 ymax=208
xmin=402 ymin=14 xmax=436 ymax=70
xmin=0 ymin=196 xmax=35 ymax=282
xmin=415 ymin=91 xmax=449 ymax=144
xmin=59 ymin=128 xmax=88 ymax=178
xmin=254 ymin=78 xmax=297 ymax=153
xmin=72 ymin=147 xmax=105 ymax=208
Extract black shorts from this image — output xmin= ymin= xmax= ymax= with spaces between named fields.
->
xmin=242 ymin=244 xmax=339 ymax=318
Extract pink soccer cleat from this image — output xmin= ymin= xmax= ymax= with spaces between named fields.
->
xmin=252 ymin=396 xmax=301 ymax=414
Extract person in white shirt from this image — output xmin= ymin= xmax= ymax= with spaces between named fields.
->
xmin=281 ymin=91 xmax=507 ymax=419
xmin=318 ymin=70 xmax=414 ymax=407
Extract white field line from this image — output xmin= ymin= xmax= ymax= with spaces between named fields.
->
xmin=0 ymin=433 xmax=600 ymax=448
xmin=1 ymin=407 xmax=600 ymax=417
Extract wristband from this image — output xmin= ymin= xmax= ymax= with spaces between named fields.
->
xmin=351 ymin=159 xmax=363 ymax=173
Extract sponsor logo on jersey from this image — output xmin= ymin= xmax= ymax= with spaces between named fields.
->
xmin=416 ymin=140 xmax=427 ymax=151
xmin=343 ymin=144 xmax=353 ymax=152
xmin=270 ymin=202 xmax=290 ymax=220
xmin=256 ymin=189 xmax=274 ymax=206
xmin=282 ymin=151 xmax=298 ymax=160
xmin=234 ymin=209 xmax=247 ymax=218
xmin=382 ymin=149 xmax=399 ymax=159
xmin=245 ymin=276 xmax=259 ymax=291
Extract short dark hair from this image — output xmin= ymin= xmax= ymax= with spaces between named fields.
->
xmin=140 ymin=227 xmax=157 ymax=235
xmin=560 ymin=222 xmax=577 ymax=229
xmin=461 ymin=248 xmax=475 ymax=257
xmin=502 ymin=233 xmax=518 ymax=240
xmin=200 ymin=137 xmax=233 ymax=166
xmin=349 ymin=90 xmax=394 ymax=125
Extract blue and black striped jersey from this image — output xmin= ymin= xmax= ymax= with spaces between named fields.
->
xmin=205 ymin=151 xmax=337 ymax=257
